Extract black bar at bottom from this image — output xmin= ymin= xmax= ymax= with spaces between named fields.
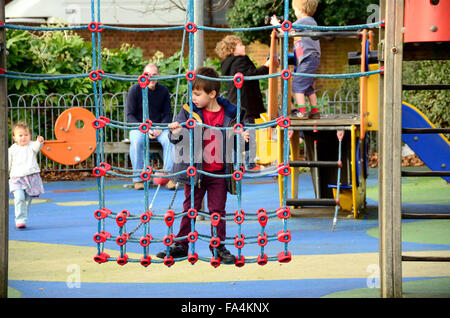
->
xmin=402 ymin=84 xmax=450 ymax=91
xmin=402 ymin=213 xmax=450 ymax=219
xmin=402 ymin=170 xmax=450 ymax=177
xmin=289 ymin=160 xmax=339 ymax=168
xmin=286 ymin=198 xmax=336 ymax=206
xmin=402 ymin=255 xmax=450 ymax=262
xmin=402 ymin=127 xmax=450 ymax=134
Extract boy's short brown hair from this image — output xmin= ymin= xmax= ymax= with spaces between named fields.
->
xmin=292 ymin=0 xmax=318 ymax=17
xmin=192 ymin=66 xmax=221 ymax=96
xmin=214 ymin=35 xmax=242 ymax=60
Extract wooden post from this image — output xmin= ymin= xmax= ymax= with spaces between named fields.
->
xmin=0 ymin=0 xmax=9 ymax=299
xmin=378 ymin=0 xmax=404 ymax=298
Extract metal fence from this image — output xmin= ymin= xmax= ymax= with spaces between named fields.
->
xmin=7 ymin=88 xmax=359 ymax=172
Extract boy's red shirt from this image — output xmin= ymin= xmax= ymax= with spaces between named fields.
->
xmin=202 ymin=106 xmax=225 ymax=172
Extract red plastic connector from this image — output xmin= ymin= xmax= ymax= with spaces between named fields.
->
xmin=188 ymin=253 xmax=198 ymax=264
xmin=139 ymin=234 xmax=153 ymax=247
xmin=115 ymin=211 xmax=127 ymax=227
xmin=140 ymin=166 xmax=153 ymax=181
xmin=98 ymin=116 xmax=110 ymax=124
xmin=88 ymin=21 xmax=103 ymax=32
xmin=93 ymin=231 xmax=109 ymax=243
xmin=277 ymin=250 xmax=292 ymax=263
xmin=92 ymin=118 xmax=106 ymax=129
xmin=116 ymin=233 xmax=129 ymax=246
xmin=232 ymin=170 xmax=243 ymax=181
xmin=257 ymin=232 xmax=268 ymax=247
xmin=234 ymin=209 xmax=245 ymax=224
xmin=233 ymin=72 xmax=244 ymax=89
xmin=186 ymin=166 xmax=197 ymax=177
xmin=281 ymin=20 xmax=292 ymax=32
xmin=99 ymin=162 xmax=111 ymax=171
xmin=235 ymin=255 xmax=245 ymax=267
xmin=187 ymin=231 xmax=198 ymax=243
xmin=117 ymin=254 xmax=128 ymax=266
xmin=234 ymin=234 xmax=245 ymax=249
xmin=276 ymin=116 xmax=291 ymax=128
xmin=278 ymin=163 xmax=291 ymax=176
xmin=257 ymin=253 xmax=268 ymax=266
xmin=187 ymin=208 xmax=197 ymax=219
xmin=210 ymin=213 xmax=221 ymax=227
xmin=92 ymin=166 xmax=106 ymax=177
xmin=140 ymin=255 xmax=152 ymax=267
xmin=281 ymin=69 xmax=292 ymax=80
xmin=164 ymin=255 xmax=174 ymax=267
xmin=163 ymin=233 xmax=175 ymax=246
xmin=210 ymin=237 xmax=221 ymax=248
xmin=94 ymin=207 xmax=111 ymax=220
xmin=93 ymin=252 xmax=110 ymax=264
xmin=138 ymin=74 xmax=150 ymax=89
xmin=210 ymin=256 xmax=221 ymax=268
xmin=164 ymin=210 xmax=175 ymax=227
xmin=185 ymin=70 xmax=196 ymax=81
xmin=185 ymin=118 xmax=196 ymax=129
xmin=139 ymin=122 xmax=151 ymax=133
xmin=277 ymin=229 xmax=291 ymax=243
xmin=233 ymin=123 xmax=244 ymax=134
xmin=276 ymin=206 xmax=291 ymax=219
xmin=185 ymin=22 xmax=197 ymax=33
xmin=140 ymin=210 xmax=153 ymax=223
xmin=257 ymin=208 xmax=268 ymax=227
xmin=89 ymin=69 xmax=104 ymax=81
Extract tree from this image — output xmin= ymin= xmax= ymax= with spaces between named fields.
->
xmin=226 ymin=0 xmax=375 ymax=45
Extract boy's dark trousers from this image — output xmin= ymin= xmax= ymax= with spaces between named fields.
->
xmin=175 ymin=171 xmax=227 ymax=251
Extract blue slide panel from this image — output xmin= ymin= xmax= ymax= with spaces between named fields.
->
xmin=402 ymin=102 xmax=450 ymax=183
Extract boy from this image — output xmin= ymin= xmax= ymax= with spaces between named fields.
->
xmin=156 ymin=66 xmax=249 ymax=265
xmin=272 ymin=0 xmax=321 ymax=119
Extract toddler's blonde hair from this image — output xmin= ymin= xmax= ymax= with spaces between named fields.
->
xmin=12 ymin=121 xmax=31 ymax=136
xmin=292 ymin=0 xmax=318 ymax=17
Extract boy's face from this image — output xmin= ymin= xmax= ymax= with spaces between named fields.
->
xmin=293 ymin=6 xmax=303 ymax=18
xmin=13 ymin=127 xmax=31 ymax=146
xmin=192 ymin=88 xmax=216 ymax=108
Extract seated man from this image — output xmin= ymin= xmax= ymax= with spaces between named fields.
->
xmin=126 ymin=63 xmax=175 ymax=190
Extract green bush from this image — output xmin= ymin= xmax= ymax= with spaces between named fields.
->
xmin=402 ymin=60 xmax=450 ymax=130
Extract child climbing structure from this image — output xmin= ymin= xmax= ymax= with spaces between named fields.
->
xmin=1 ymin=0 xmax=448 ymax=300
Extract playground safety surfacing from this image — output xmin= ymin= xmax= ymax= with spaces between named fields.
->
xmin=7 ymin=168 xmax=450 ymax=299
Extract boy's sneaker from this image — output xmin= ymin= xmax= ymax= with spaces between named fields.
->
xmin=156 ymin=243 xmax=188 ymax=259
xmin=296 ymin=111 xmax=309 ymax=120
xmin=309 ymin=111 xmax=321 ymax=119
xmin=214 ymin=245 xmax=235 ymax=264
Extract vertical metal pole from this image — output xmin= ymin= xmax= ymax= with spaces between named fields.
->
xmin=0 ymin=0 xmax=9 ymax=299
xmin=378 ymin=0 xmax=404 ymax=298
xmin=194 ymin=0 xmax=205 ymax=69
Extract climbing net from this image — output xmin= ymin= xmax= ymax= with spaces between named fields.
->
xmin=1 ymin=0 xmax=383 ymax=267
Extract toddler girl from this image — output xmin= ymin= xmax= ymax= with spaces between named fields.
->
xmin=8 ymin=121 xmax=45 ymax=229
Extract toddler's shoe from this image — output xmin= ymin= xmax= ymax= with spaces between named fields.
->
xmin=309 ymin=111 xmax=321 ymax=119
xmin=16 ymin=223 xmax=26 ymax=229
xmin=296 ymin=111 xmax=309 ymax=120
